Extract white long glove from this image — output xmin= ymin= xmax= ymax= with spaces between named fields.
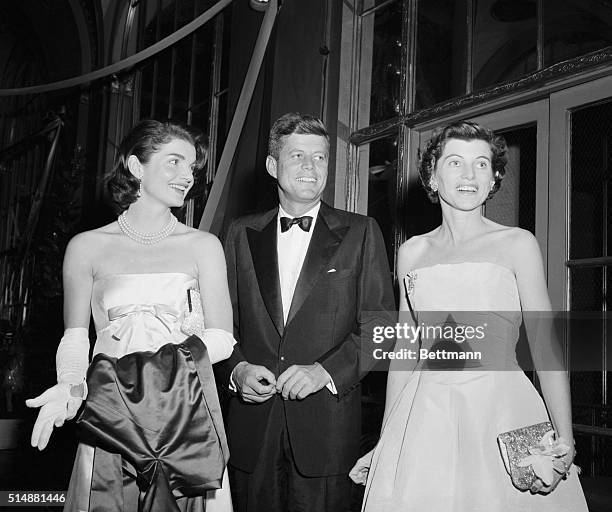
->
xmin=25 ymin=327 xmax=89 ymax=450
xmin=25 ymin=382 xmax=84 ymax=450
xmin=202 ymin=328 xmax=236 ymax=364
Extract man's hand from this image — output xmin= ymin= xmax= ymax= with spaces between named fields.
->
xmin=233 ymin=362 xmax=277 ymax=403
xmin=275 ymin=363 xmax=331 ymax=400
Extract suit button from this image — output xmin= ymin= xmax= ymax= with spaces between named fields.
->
xmin=280 ymin=356 xmax=285 ymax=361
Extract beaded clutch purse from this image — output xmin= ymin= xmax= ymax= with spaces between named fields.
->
xmin=497 ymin=421 xmax=553 ymax=490
xmin=181 ymin=289 xmax=206 ymax=341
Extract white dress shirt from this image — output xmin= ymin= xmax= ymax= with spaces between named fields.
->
xmin=277 ymin=202 xmax=336 ymax=394
xmin=230 ymin=202 xmax=336 ymax=394
xmin=277 ymin=203 xmax=320 ymax=324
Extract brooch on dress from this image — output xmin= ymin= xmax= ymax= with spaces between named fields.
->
xmin=403 ymin=271 xmax=417 ymax=298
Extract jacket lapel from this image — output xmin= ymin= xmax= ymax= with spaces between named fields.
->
xmin=247 ymin=210 xmax=284 ymax=336
xmin=285 ymin=203 xmax=348 ymax=327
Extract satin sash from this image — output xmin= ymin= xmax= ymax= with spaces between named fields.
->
xmin=77 ymin=336 xmax=229 ymax=512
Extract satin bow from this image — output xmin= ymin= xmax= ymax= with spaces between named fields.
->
xmin=108 ymin=303 xmax=180 ymax=341
xmin=517 ymin=430 xmax=570 ymax=485
xmin=280 ymin=215 xmax=313 ymax=232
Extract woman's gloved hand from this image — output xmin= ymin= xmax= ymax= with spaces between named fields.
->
xmin=25 ymin=382 xmax=85 ymax=450
xmin=349 ymin=448 xmax=375 ymax=485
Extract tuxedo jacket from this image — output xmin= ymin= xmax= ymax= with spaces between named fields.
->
xmin=218 ymin=202 xmax=395 ymax=477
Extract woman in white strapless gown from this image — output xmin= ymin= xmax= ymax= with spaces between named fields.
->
xmin=352 ymin=121 xmax=588 ymax=511
xmin=26 ymin=120 xmax=235 ymax=511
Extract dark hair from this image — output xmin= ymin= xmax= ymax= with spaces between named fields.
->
xmin=104 ymin=119 xmax=207 ymax=213
xmin=268 ymin=112 xmax=329 ymax=160
xmin=418 ymin=120 xmax=507 ymax=203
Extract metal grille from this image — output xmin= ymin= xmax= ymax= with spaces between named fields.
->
xmin=568 ymin=99 xmax=612 ymax=478
xmin=0 ymin=118 xmax=62 ymax=330
xmin=571 ymin=266 xmax=603 ymax=311
xmin=0 ymin=117 xmax=63 ymax=416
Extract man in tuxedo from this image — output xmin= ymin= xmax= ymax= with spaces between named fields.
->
xmin=219 ymin=112 xmax=395 ymax=512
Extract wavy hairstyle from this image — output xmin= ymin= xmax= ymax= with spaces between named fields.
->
xmin=418 ymin=120 xmax=507 ymax=204
xmin=268 ymin=112 xmax=329 ymax=160
xmin=104 ymin=119 xmax=207 ymax=213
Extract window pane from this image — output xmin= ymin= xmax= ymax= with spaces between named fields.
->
xmin=365 ymin=0 xmax=402 ymax=123
xmin=473 ymin=0 xmax=537 ymax=91
xmin=139 ymin=62 xmax=155 ymax=118
xmin=190 ymin=24 xmax=215 ymax=131
xmin=416 ymin=0 xmax=468 ymax=109
xmin=543 ymin=0 xmax=612 ymax=68
xmin=154 ymin=48 xmax=173 ymax=119
xmin=172 ymin=38 xmax=194 ymax=124
xmin=570 ymin=100 xmax=612 ymax=260
xmin=365 ymin=135 xmax=399 ymax=268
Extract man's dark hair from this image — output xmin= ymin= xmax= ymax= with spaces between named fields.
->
xmin=268 ymin=112 xmax=329 ymax=160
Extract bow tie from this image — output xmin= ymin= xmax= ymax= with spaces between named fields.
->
xmin=280 ymin=216 xmax=313 ymax=233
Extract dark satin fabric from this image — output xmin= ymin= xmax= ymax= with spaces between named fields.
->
xmin=77 ymin=336 xmax=229 ymax=512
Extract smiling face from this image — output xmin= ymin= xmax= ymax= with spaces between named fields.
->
xmin=131 ymin=138 xmax=197 ymax=208
xmin=266 ymin=133 xmax=329 ymax=215
xmin=431 ymin=138 xmax=495 ymax=212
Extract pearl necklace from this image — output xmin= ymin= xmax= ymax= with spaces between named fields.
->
xmin=117 ymin=211 xmax=178 ymax=245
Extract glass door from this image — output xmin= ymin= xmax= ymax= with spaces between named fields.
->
xmin=550 ymin=75 xmax=612 ymax=479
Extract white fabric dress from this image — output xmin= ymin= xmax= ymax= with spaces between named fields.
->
xmin=361 ymin=262 xmax=588 ymax=512
xmin=64 ymin=273 xmax=233 ymax=512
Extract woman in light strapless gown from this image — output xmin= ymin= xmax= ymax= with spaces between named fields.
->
xmin=351 ymin=121 xmax=588 ymax=511
xmin=26 ymin=120 xmax=235 ymax=511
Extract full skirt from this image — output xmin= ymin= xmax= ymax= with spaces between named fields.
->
xmin=361 ymin=370 xmax=588 ymax=512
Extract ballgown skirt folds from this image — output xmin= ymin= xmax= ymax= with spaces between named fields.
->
xmin=361 ymin=263 xmax=588 ymax=512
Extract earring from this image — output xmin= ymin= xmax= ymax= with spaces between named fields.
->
xmin=137 ymin=172 xmax=143 ymax=198
xmin=431 ymin=181 xmax=438 ymax=192
xmin=490 ymin=181 xmax=495 ymax=191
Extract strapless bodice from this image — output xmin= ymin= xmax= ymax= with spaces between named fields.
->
xmin=91 ymin=272 xmax=198 ymax=358
xmin=406 ymin=261 xmax=520 ymax=311
xmin=404 ymin=262 xmax=522 ymax=370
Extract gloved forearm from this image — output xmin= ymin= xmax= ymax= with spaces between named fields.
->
xmin=26 ymin=328 xmax=90 ymax=450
